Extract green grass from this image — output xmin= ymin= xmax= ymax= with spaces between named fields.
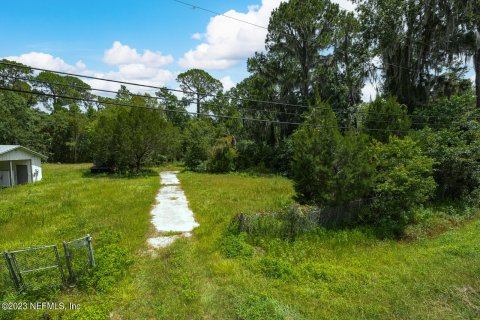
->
xmin=0 ymin=164 xmax=160 ymax=319
xmin=1 ymin=165 xmax=480 ymax=319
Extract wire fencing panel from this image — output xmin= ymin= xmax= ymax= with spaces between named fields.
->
xmin=236 ymin=200 xmax=371 ymax=239
xmin=4 ymin=245 xmax=65 ymax=291
xmin=1 ymin=254 xmax=14 ymax=294
xmin=63 ymin=235 xmax=94 ymax=285
xmin=2 ymin=235 xmax=94 ymax=291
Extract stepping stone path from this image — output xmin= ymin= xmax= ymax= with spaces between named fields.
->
xmin=147 ymin=171 xmax=199 ymax=249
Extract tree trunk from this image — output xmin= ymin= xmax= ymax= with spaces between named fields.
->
xmin=475 ymin=49 xmax=480 ymax=109
xmin=475 ymin=28 xmax=480 ymax=109
xmin=136 ymin=158 xmax=142 ymax=173
xmin=196 ymin=93 xmax=201 ymax=118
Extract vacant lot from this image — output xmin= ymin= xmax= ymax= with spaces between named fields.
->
xmin=1 ymin=164 xmax=479 ymax=319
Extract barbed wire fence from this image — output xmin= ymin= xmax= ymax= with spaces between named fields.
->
xmin=2 ymin=235 xmax=94 ymax=292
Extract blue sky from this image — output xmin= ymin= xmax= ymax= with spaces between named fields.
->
xmin=0 ymin=0 xmax=473 ymax=100
xmin=0 ymin=0 xmax=283 ymax=92
xmin=0 ymin=1 xmax=252 ymax=67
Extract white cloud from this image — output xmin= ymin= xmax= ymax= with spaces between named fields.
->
xmin=191 ymin=33 xmax=203 ymax=40
xmin=178 ymin=0 xmax=357 ymax=71
xmin=179 ymin=0 xmax=283 ymax=70
xmin=103 ymin=41 xmax=173 ymax=67
xmin=4 ymin=44 xmax=176 ymax=96
xmin=4 ymin=52 xmax=87 ymax=73
xmin=94 ymin=41 xmax=176 ymax=93
xmin=220 ymin=76 xmax=236 ymax=91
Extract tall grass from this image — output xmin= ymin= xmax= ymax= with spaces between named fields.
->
xmin=1 ymin=166 xmax=479 ymax=319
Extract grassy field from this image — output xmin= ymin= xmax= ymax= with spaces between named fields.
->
xmin=1 ymin=164 xmax=480 ymax=319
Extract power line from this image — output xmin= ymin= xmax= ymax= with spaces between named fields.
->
xmin=0 ymin=61 xmax=470 ymax=122
xmin=173 ymin=0 xmax=268 ymax=30
xmin=173 ymin=0 xmax=357 ymax=30
xmin=0 ymin=61 xmax=310 ymax=109
xmin=4 ymin=74 xmax=460 ymax=128
xmin=0 ymin=61 xmax=314 ymax=111
xmin=6 ymin=74 xmax=299 ymax=117
xmin=0 ymin=86 xmax=422 ymax=133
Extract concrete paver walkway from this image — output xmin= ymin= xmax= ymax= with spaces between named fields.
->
xmin=147 ymin=171 xmax=199 ymax=249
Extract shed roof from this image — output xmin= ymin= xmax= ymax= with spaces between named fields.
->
xmin=0 ymin=145 xmax=47 ymax=159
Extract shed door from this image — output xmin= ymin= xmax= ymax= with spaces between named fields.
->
xmin=16 ymin=165 xmax=28 ymax=185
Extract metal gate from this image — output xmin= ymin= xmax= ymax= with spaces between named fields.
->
xmin=63 ymin=235 xmax=95 ymax=286
xmin=3 ymin=245 xmax=65 ymax=291
xmin=2 ymin=235 xmax=94 ymax=291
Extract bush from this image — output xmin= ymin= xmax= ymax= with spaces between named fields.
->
xmin=207 ymin=135 xmax=237 ymax=173
xmin=362 ymin=96 xmax=411 ymax=142
xmin=291 ymin=103 xmax=342 ymax=205
xmin=183 ymin=120 xmax=238 ymax=173
xmin=414 ymin=93 xmax=477 ymax=129
xmin=270 ymin=138 xmax=294 ymax=176
xmin=235 ymin=139 xmax=258 ymax=170
xmin=413 ymin=93 xmax=480 ymax=201
xmin=415 ymin=125 xmax=480 ymax=201
xmin=235 ymin=138 xmax=292 ymax=175
xmin=291 ymin=102 xmax=374 ymax=207
xmin=92 ymin=104 xmax=178 ymax=172
xmin=183 ymin=119 xmax=216 ymax=170
xmin=367 ymin=136 xmax=436 ymax=236
xmin=259 ymin=257 xmax=295 ymax=280
xmin=220 ymin=233 xmax=254 ymax=258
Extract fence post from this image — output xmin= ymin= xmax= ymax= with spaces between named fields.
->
xmin=9 ymin=253 xmax=25 ymax=291
xmin=3 ymin=251 xmax=20 ymax=290
xmin=86 ymin=235 xmax=95 ymax=267
xmin=53 ymin=245 xmax=67 ymax=285
xmin=238 ymin=214 xmax=245 ymax=233
xmin=63 ymin=242 xmax=74 ymax=286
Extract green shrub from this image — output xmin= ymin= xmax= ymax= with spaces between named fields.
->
xmin=416 ymin=125 xmax=480 ymax=201
xmin=291 ymin=102 xmax=341 ymax=206
xmin=414 ymin=93 xmax=477 ymax=129
xmin=207 ymin=135 xmax=238 ymax=173
xmin=362 ymin=96 xmax=411 ymax=142
xmin=368 ymin=136 xmax=436 ymax=236
xmin=183 ymin=119 xmax=216 ymax=170
xmin=259 ymin=257 xmax=295 ymax=280
xmin=92 ymin=101 xmax=178 ymax=172
xmin=270 ymin=138 xmax=294 ymax=176
xmin=220 ymin=233 xmax=254 ymax=258
xmin=291 ymin=102 xmax=374 ymax=207
xmin=412 ymin=94 xmax=480 ymax=202
xmin=235 ymin=139 xmax=258 ymax=170
xmin=235 ymin=138 xmax=292 ymax=175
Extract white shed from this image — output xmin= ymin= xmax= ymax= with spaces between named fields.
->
xmin=0 ymin=145 xmax=47 ymax=188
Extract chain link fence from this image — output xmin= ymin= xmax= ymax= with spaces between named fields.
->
xmin=3 ymin=245 xmax=65 ymax=291
xmin=63 ymin=235 xmax=94 ymax=286
xmin=2 ymin=235 xmax=94 ymax=292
